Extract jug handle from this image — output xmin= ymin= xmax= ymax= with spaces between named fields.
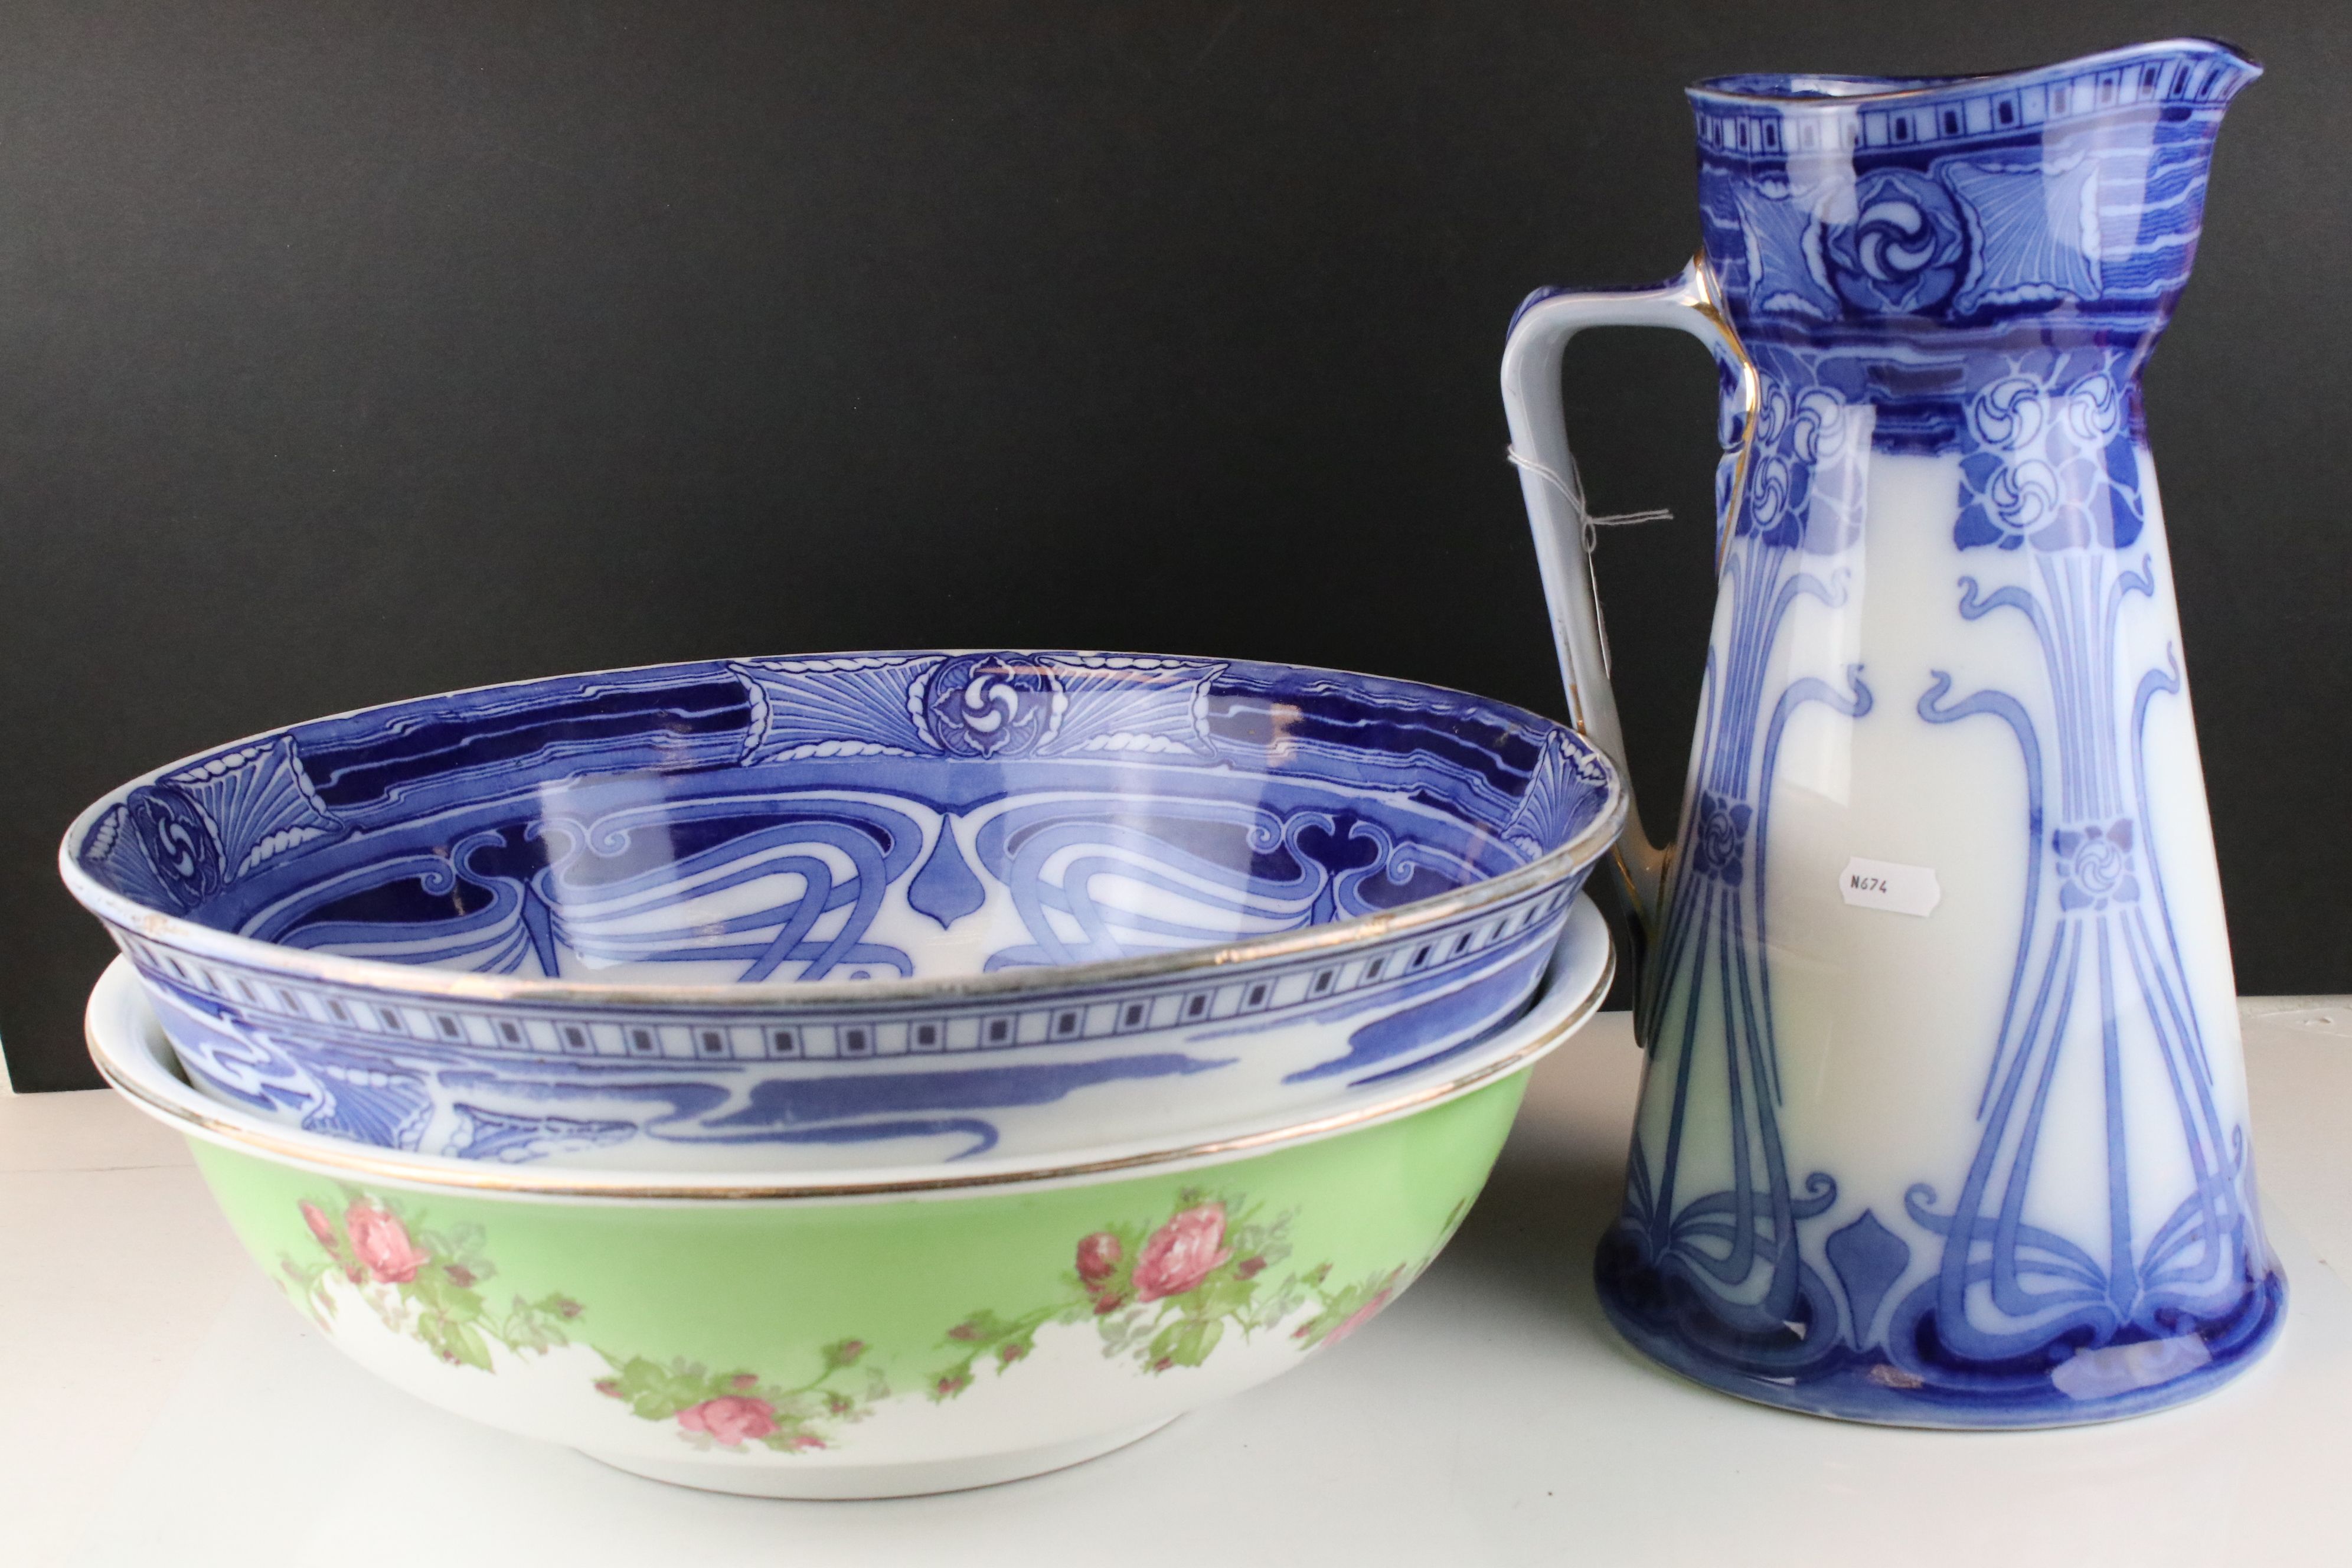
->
xmin=1498 ymin=253 xmax=1758 ymax=935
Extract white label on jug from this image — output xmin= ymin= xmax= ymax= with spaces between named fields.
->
xmin=1840 ymin=857 xmax=1941 ymax=917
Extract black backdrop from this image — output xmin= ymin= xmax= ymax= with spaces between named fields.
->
xmin=3 ymin=1 xmax=2344 ymax=1091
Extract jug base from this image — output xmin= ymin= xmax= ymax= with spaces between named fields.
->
xmin=1595 ymin=1257 xmax=2288 ymax=1429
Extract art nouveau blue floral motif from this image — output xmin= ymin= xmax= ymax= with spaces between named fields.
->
xmin=2055 ymin=820 xmax=2139 ymax=912
xmin=85 ymin=653 xmax=1544 ymax=989
xmin=1733 ymin=380 xmax=1870 ymax=554
xmin=1888 ymin=380 xmax=2275 ymax=1410
xmin=1601 ymin=368 xmax=1871 ymax=1377
xmin=733 ymin=652 xmax=1221 ymax=765
xmin=81 ymin=735 xmax=347 ymax=916
xmin=1955 ymin=365 xmax=2145 ymax=551
xmin=1501 ymin=731 xmax=1618 ymax=865
xmin=1685 ymin=794 xmax=1753 ymax=886
xmin=71 ymin=652 xmax=1618 ymax=1165
xmin=920 ymin=652 xmax=1065 ymax=758
xmin=1822 ymin=168 xmax=1969 ymax=316
xmin=1586 ymin=40 xmax=2282 ymax=1425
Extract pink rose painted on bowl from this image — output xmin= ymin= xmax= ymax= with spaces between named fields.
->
xmin=1132 ymin=1204 xmax=1231 ymax=1302
xmin=300 ymin=1201 xmax=337 ymax=1252
xmin=345 ymin=1201 xmax=431 ymax=1285
xmin=677 ymin=1395 xmax=777 ymax=1448
xmin=1076 ymin=1231 xmax=1122 ymax=1285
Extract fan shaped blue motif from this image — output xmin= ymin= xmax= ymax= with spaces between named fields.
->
xmin=734 ymin=655 xmax=937 ymax=762
xmin=79 ymin=736 xmax=345 ymax=915
xmin=1944 ymin=155 xmax=2103 ymax=312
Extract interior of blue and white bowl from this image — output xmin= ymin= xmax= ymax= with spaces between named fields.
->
xmin=66 ymin=651 xmax=1621 ymax=995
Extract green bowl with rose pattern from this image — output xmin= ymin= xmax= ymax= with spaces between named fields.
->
xmin=84 ymin=908 xmax=1608 ymax=1498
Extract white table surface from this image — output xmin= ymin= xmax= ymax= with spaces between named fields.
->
xmin=5 ymin=1000 xmax=2350 ymax=1567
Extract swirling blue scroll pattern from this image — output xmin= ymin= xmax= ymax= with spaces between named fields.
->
xmin=75 ymin=652 xmax=1611 ymax=1164
xmin=82 ymin=654 xmax=1595 ymax=988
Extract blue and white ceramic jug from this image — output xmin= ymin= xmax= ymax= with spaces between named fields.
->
xmin=1500 ymin=39 xmax=2279 ymax=1425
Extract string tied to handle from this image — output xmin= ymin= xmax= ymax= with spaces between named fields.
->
xmin=1505 ymin=445 xmax=1671 ymax=678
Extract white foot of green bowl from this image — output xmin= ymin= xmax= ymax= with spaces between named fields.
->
xmin=583 ymin=1417 xmax=1177 ymax=1499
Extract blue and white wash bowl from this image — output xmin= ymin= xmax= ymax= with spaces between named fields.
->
xmin=61 ymin=651 xmax=1623 ymax=1171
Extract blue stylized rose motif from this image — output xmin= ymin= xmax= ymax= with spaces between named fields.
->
xmin=1737 ymin=383 xmax=1866 ymax=555
xmin=922 ymin=654 xmax=1064 ymax=758
xmin=1688 ymin=792 xmax=1753 ymax=886
xmin=1821 ymin=169 xmax=1967 ymax=316
xmin=2055 ymin=819 xmax=2139 ymax=912
xmin=127 ymin=785 xmax=223 ymax=911
xmin=1954 ymin=371 xmax=2145 ymax=552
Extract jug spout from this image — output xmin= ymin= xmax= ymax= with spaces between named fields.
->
xmin=1687 ymin=38 xmax=2261 ymax=375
